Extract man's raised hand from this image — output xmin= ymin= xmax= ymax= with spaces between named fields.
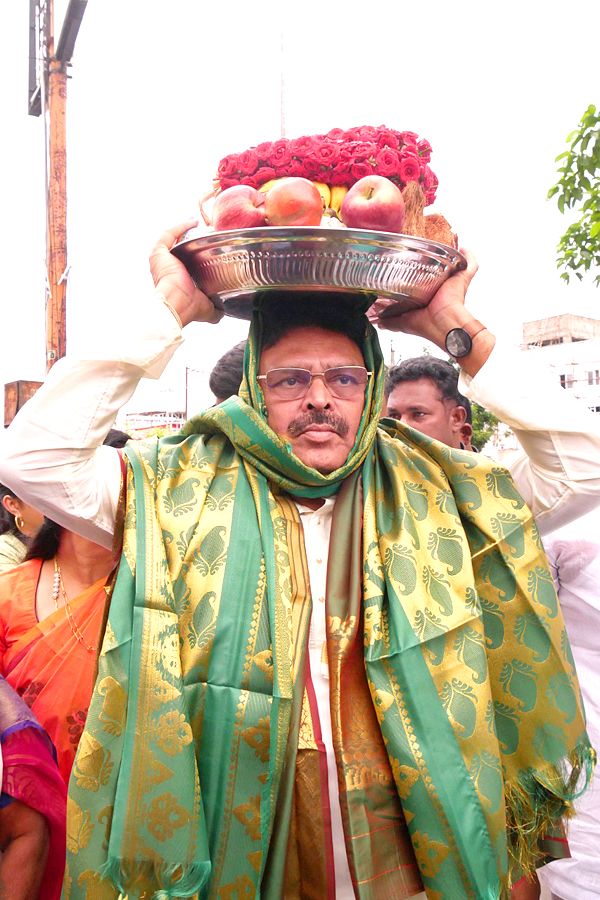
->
xmin=149 ymin=220 xmax=224 ymax=327
xmin=372 ymin=248 xmax=495 ymax=377
xmin=375 ymin=247 xmax=479 ymax=344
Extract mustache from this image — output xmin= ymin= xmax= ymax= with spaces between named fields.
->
xmin=287 ymin=410 xmax=349 ymax=439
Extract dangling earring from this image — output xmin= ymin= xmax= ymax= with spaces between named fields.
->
xmin=15 ymin=515 xmax=25 ymax=533
xmin=260 ymin=403 xmax=267 ymax=417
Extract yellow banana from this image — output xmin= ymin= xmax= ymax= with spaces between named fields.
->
xmin=257 ymin=179 xmax=282 ymax=193
xmin=330 ymin=185 xmax=348 ymax=214
xmin=312 ymin=182 xmax=331 ymax=209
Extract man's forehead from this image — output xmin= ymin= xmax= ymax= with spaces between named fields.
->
xmin=260 ymin=326 xmax=365 ymax=365
xmin=390 ymin=377 xmax=447 ymax=405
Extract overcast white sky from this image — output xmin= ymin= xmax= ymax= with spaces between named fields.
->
xmin=2 ymin=0 xmax=599 ymax=415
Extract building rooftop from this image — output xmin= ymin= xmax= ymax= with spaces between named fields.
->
xmin=523 ymin=313 xmax=600 ymax=348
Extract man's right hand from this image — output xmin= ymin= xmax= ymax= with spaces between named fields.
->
xmin=149 ymin=219 xmax=224 ymax=328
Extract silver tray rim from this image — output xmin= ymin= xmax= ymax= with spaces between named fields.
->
xmin=172 ymin=225 xmax=466 ymax=264
xmin=171 ymin=226 xmax=467 ymax=320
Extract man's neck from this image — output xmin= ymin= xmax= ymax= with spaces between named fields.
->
xmin=289 ymin=496 xmax=326 ymax=511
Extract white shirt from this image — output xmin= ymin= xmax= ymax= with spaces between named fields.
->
xmin=297 ymin=499 xmax=354 ymax=899
xmin=460 ymin=347 xmax=600 ymax=535
xmin=297 ymin=499 xmax=427 ymax=900
xmin=537 ymin=509 xmax=600 ymax=900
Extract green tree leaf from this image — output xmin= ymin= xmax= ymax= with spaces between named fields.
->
xmin=471 ymin=402 xmax=500 ymax=451
xmin=549 ymin=104 xmax=600 ymax=287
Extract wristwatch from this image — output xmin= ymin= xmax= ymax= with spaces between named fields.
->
xmin=445 ymin=320 xmax=487 ymax=359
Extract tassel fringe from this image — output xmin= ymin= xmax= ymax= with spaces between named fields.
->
xmin=504 ymin=739 xmax=596 ymax=885
xmin=100 ymin=856 xmax=211 ymax=899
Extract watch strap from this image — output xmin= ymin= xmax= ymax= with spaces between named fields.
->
xmin=459 ymin=319 xmax=487 ymax=342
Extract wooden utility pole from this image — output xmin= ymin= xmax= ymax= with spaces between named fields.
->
xmin=45 ymin=36 xmax=68 ymax=371
xmin=3 ymin=1 xmax=85 ymax=424
xmin=28 ymin=0 xmax=87 ymax=372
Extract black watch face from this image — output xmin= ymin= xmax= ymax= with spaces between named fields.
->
xmin=445 ymin=328 xmax=472 ymax=358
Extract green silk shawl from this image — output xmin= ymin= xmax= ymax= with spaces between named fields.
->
xmin=64 ymin=310 xmax=593 ymax=900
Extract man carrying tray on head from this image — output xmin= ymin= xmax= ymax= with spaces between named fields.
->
xmin=0 ymin=220 xmax=597 ymax=900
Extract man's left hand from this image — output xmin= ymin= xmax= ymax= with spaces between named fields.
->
xmin=372 ymin=248 xmax=496 ymax=377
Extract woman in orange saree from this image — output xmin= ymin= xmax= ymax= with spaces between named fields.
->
xmin=0 ymin=519 xmax=118 ymax=785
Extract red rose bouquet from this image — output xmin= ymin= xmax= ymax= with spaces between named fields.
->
xmin=214 ymin=125 xmax=438 ymax=205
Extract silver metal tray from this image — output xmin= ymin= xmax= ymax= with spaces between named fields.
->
xmin=171 ymin=226 xmax=466 ymax=320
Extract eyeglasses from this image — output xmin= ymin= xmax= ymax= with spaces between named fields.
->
xmin=257 ymin=366 xmax=372 ymax=400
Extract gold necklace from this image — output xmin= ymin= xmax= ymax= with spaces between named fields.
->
xmin=52 ymin=557 xmax=95 ymax=652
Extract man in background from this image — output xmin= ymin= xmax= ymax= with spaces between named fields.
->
xmin=385 ymin=356 xmax=470 ymax=449
xmin=209 ymin=340 xmax=247 ymax=404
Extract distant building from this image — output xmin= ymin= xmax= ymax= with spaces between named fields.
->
xmin=118 ymin=366 xmax=215 ymax=437
xmin=522 ymin=314 xmax=600 ymax=349
xmin=123 ymin=410 xmax=186 ymax=438
xmin=522 ymin=314 xmax=600 ymax=414
xmin=491 ymin=314 xmax=600 ymax=462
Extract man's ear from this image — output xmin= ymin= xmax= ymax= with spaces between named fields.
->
xmin=449 ymin=405 xmax=467 ymax=433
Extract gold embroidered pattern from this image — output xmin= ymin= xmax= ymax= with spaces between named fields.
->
xmin=146 ymin=792 xmax=192 ymax=842
xmin=72 ymin=733 xmax=113 ymax=792
xmin=97 ymin=676 xmax=127 ymax=737
xmin=242 ymin=717 xmax=271 ymax=763
xmin=155 ymin=710 xmax=193 ymax=756
xmin=66 ymin=797 xmax=93 ymax=854
xmin=233 ymin=795 xmax=262 ymax=841
xmin=298 ymin=689 xmax=317 ymax=750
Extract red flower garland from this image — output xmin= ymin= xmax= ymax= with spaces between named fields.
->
xmin=216 ymin=125 xmax=438 ymax=205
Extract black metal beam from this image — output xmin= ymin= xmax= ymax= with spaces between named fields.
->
xmin=28 ymin=83 xmax=42 ymax=117
xmin=28 ymin=0 xmax=41 ymax=116
xmin=55 ymin=0 xmax=88 ymax=65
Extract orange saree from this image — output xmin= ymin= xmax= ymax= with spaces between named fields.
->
xmin=0 ymin=559 xmax=108 ymax=783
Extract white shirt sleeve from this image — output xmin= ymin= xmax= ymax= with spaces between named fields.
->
xmin=0 ymin=295 xmax=184 ymax=549
xmin=459 ymin=344 xmax=600 ymax=536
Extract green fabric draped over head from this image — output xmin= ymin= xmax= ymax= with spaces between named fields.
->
xmin=64 ymin=293 xmax=594 ymax=900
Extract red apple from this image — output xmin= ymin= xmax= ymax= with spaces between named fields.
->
xmin=212 ymin=185 xmax=268 ymax=231
xmin=264 ymin=177 xmax=323 ymax=226
xmin=340 ymin=175 xmax=406 ymax=233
